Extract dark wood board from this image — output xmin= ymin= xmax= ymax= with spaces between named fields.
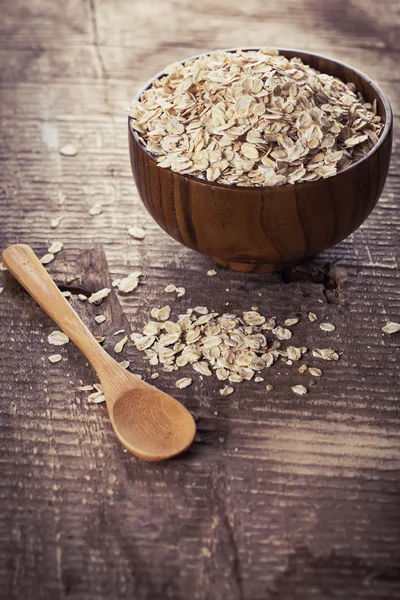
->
xmin=0 ymin=1 xmax=399 ymax=599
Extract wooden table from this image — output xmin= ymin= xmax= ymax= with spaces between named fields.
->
xmin=1 ymin=1 xmax=399 ymax=598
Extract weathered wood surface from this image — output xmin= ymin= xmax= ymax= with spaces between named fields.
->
xmin=0 ymin=1 xmax=399 ymax=599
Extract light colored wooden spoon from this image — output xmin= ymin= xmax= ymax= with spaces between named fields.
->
xmin=2 ymin=244 xmax=196 ymax=461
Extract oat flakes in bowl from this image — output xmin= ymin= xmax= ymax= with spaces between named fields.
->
xmin=128 ymin=48 xmax=392 ymax=272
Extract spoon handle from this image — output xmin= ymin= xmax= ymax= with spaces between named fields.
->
xmin=2 ymin=244 xmax=115 ymax=375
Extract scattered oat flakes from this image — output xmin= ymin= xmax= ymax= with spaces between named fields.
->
xmin=61 ymin=291 xmax=71 ymax=298
xmin=40 ymin=253 xmax=55 ymax=265
xmin=150 ymin=372 xmax=160 ymax=379
xmin=132 ymin=304 xmax=343 ymax=389
xmin=50 ymin=216 xmax=63 ymax=228
xmin=176 ymin=377 xmax=193 ymax=389
xmin=266 ymin=384 xmax=274 ymax=392
xmin=59 ymin=144 xmax=77 ymax=157
xmin=95 ymin=315 xmax=106 ymax=324
xmin=382 ymin=322 xmax=400 ymax=335
xmin=285 ymin=318 xmax=299 ymax=327
xmin=95 ymin=336 xmax=105 ymax=343
xmin=176 ymin=287 xmax=186 ymax=297
xmin=48 ymin=354 xmax=62 ymax=363
xmin=129 ymin=49 xmax=382 ymax=188
xmin=78 ymin=294 xmax=87 ymax=301
xmin=88 ymin=288 xmax=111 ymax=304
xmin=254 ymin=376 xmax=264 ymax=382
xmin=292 ymin=385 xmax=308 ymax=396
xmin=128 ymin=227 xmax=146 ymax=240
xmin=89 ymin=204 xmax=103 ymax=216
xmin=165 ymin=284 xmax=176 ymax=292
xmin=77 ymin=385 xmax=94 ymax=392
xmin=298 ymin=364 xmax=308 ymax=374
xmin=312 ymin=348 xmax=339 ymax=361
xmin=320 ymin=322 xmax=336 ymax=332
xmin=309 ymin=367 xmax=322 ymax=377
xmin=113 ymin=329 xmax=125 ymax=336
xmin=48 ymin=241 xmax=63 ymax=254
xmin=48 ymin=331 xmax=69 ymax=346
xmin=0 ymin=287 xmax=4 ymax=295
xmin=308 ymin=312 xmax=318 ymax=322
xmin=219 ymin=385 xmax=234 ymax=396
xmin=93 ymin=383 xmax=103 ymax=392
xmin=114 ymin=335 xmax=128 ymax=354
xmin=207 ymin=270 xmax=217 ymax=276
xmin=0 ymin=261 xmax=6 ymax=271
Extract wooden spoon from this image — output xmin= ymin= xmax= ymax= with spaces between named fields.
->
xmin=2 ymin=244 xmax=196 ymax=461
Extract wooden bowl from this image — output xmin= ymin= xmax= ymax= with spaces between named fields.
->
xmin=129 ymin=48 xmax=393 ymax=273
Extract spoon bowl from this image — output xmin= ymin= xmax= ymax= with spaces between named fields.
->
xmin=2 ymin=244 xmax=196 ymax=461
xmin=110 ymin=383 xmax=196 ymax=460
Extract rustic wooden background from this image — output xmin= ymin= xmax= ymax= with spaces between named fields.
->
xmin=0 ymin=1 xmax=399 ymax=599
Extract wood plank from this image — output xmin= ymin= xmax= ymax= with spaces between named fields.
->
xmin=1 ymin=0 xmax=400 ymax=599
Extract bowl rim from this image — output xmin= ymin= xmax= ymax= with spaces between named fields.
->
xmin=129 ymin=47 xmax=393 ymax=192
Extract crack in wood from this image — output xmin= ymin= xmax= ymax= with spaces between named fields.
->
xmin=280 ymin=261 xmax=348 ymax=304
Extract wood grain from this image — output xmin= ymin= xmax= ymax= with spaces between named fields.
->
xmin=0 ymin=0 xmax=399 ymax=599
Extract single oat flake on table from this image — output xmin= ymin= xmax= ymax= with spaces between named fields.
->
xmin=129 ymin=49 xmax=382 ymax=188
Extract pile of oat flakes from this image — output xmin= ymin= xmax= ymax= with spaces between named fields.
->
xmin=131 ymin=304 xmax=340 ymax=397
xmin=129 ymin=48 xmax=382 ymax=187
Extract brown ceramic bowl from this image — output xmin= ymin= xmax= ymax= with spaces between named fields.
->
xmin=129 ymin=48 xmax=393 ymax=273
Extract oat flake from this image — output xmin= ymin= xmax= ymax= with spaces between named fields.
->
xmin=176 ymin=377 xmax=193 ymax=389
xmin=114 ymin=335 xmax=128 ymax=353
xmin=88 ymin=288 xmax=111 ymax=304
xmin=309 ymin=367 xmax=322 ymax=377
xmin=59 ymin=144 xmax=77 ymax=157
xmin=382 ymin=322 xmax=400 ymax=335
xmin=292 ymin=385 xmax=308 ymax=396
xmin=50 ymin=216 xmax=63 ymax=228
xmin=312 ymin=348 xmax=339 ymax=361
xmin=219 ymin=385 xmax=234 ymax=396
xmin=89 ymin=204 xmax=103 ymax=216
xmin=48 ymin=354 xmax=62 ymax=363
xmin=48 ymin=241 xmax=63 ymax=254
xmin=128 ymin=227 xmax=146 ymax=240
xmin=48 ymin=331 xmax=69 ymax=346
xmin=320 ymin=322 xmax=336 ymax=332
xmin=40 ymin=253 xmax=55 ymax=265
xmin=95 ymin=315 xmax=106 ymax=324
